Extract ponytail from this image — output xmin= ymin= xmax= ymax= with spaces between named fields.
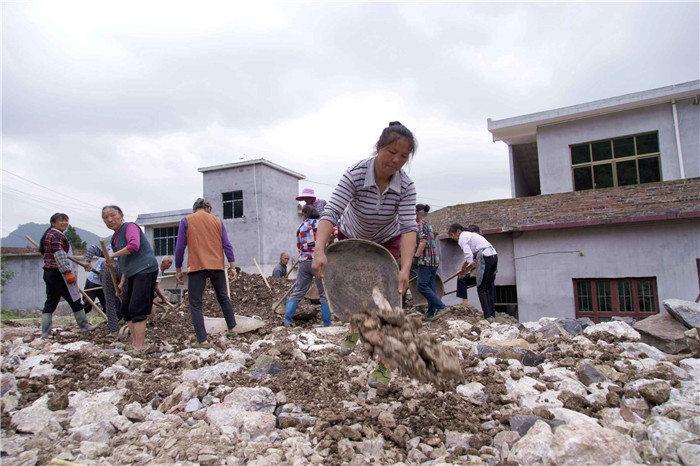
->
xmin=39 ymin=213 xmax=69 ymax=254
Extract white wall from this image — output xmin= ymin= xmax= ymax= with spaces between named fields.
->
xmin=512 ymin=220 xmax=700 ymax=322
xmin=537 ymin=99 xmax=699 ymax=195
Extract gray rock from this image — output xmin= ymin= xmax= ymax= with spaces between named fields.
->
xmin=69 ymin=420 xmax=116 ymax=443
xmin=477 ymin=340 xmax=544 ymax=366
xmin=634 ymin=313 xmax=689 ymax=354
xmin=535 ymin=322 xmax=567 ymax=338
xmin=223 ymin=387 xmax=276 ymax=414
xmin=122 ymin=402 xmax=147 ymax=422
xmin=250 ymin=355 xmax=287 ymax=377
xmin=647 ymin=416 xmax=695 ymax=462
xmin=456 ymin=382 xmax=487 ymax=405
xmin=577 ymin=364 xmax=606 ymax=386
xmin=548 ymin=422 xmax=641 ymax=464
xmin=185 ymin=398 xmax=202 ymax=412
xmin=508 ymin=415 xmax=564 ymax=437
xmin=584 ymin=321 xmax=640 ymax=341
xmin=1 ymin=373 xmax=17 ymax=396
xmin=11 ymin=396 xmax=63 ymax=435
xmin=638 ymin=381 xmax=671 ymax=405
xmin=663 ymin=299 xmax=700 ymax=329
xmin=181 ymin=362 xmax=245 ymax=383
xmin=611 ymin=316 xmax=636 ymax=326
xmin=576 ymin=317 xmax=594 ymax=329
xmin=80 ymin=441 xmax=110 ymax=458
xmin=508 ymin=420 xmax=553 ymax=464
xmin=555 ymin=318 xmax=584 ymax=335
xmin=493 ymin=430 xmax=520 ymax=458
xmin=678 ymin=442 xmax=700 ymax=466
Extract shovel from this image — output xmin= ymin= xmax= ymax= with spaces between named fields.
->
xmin=323 ymin=239 xmax=399 ymax=323
xmin=408 ymin=274 xmax=445 ymax=307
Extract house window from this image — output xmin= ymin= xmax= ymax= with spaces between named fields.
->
xmin=571 ymin=132 xmax=661 ymax=191
xmin=222 ymin=191 xmax=243 ymax=219
xmin=495 ymin=285 xmax=518 ymax=319
xmin=153 ymin=226 xmax=178 ymax=256
xmin=574 ymin=278 xmax=658 ymax=322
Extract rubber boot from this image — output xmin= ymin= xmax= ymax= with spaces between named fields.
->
xmin=320 ymin=303 xmax=333 ymax=327
xmin=41 ymin=313 xmax=53 ymax=338
xmin=284 ymin=300 xmax=298 ymax=327
xmin=73 ymin=310 xmax=94 ymax=332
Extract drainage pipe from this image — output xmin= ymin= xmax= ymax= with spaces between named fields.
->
xmin=671 ymin=99 xmax=686 ymax=179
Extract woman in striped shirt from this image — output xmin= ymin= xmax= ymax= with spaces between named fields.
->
xmin=312 ymin=121 xmax=419 ymax=387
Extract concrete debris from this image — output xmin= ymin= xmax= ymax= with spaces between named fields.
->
xmin=1 ymin=277 xmax=698 ymax=465
xmin=634 ymin=313 xmax=690 ymax=354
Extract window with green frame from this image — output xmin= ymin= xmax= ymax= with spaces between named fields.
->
xmin=153 ymin=226 xmax=178 ymax=256
xmin=574 ymin=277 xmax=658 ymax=323
xmin=222 ymin=191 xmax=243 ymax=219
xmin=570 ymin=132 xmax=661 ymax=191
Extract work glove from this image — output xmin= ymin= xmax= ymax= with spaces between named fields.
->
xmin=65 ymin=272 xmax=77 ymax=285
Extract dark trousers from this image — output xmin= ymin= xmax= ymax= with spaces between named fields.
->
xmin=188 ymin=269 xmax=236 ymax=343
xmin=100 ymin=264 xmax=123 ymax=333
xmin=417 ymin=265 xmax=445 ymax=315
xmin=477 ymin=255 xmax=498 ymax=319
xmin=82 ymin=279 xmax=106 ymax=312
xmin=121 ymin=271 xmax=158 ymax=323
xmin=42 ymin=269 xmax=83 ymax=314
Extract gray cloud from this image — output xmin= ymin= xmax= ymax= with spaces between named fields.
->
xmin=2 ymin=2 xmax=698 ymax=232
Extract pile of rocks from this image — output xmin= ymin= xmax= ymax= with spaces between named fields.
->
xmin=1 ymin=296 xmax=698 ymax=465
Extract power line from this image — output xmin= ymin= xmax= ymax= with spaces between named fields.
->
xmin=1 ymin=168 xmax=104 ymax=209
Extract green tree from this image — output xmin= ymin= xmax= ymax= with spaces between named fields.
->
xmin=65 ymin=225 xmax=87 ymax=250
xmin=1 ymin=257 xmax=15 ymax=293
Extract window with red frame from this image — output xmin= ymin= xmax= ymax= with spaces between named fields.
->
xmin=574 ymin=278 xmax=658 ymax=323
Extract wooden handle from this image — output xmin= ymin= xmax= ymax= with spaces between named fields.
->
xmin=271 ymin=282 xmax=296 ymax=312
xmin=78 ymin=287 xmax=108 ymax=321
xmin=253 ymin=258 xmax=272 ymax=291
xmin=25 ymin=235 xmax=40 ymax=248
xmin=100 ymin=238 xmax=120 ymax=292
xmin=67 ymin=256 xmax=90 ymax=268
xmin=443 ymin=270 xmax=461 ymax=284
xmin=284 ymin=259 xmax=299 ymax=279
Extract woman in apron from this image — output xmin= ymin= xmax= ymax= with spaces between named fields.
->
xmin=38 ymin=213 xmax=94 ymax=337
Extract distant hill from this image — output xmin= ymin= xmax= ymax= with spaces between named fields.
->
xmin=1 ymin=223 xmax=105 ymax=249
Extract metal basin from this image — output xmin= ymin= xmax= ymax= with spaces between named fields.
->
xmin=324 ymin=239 xmax=399 ymax=322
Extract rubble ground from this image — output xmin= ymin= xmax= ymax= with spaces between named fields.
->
xmin=1 ymin=272 xmax=699 ymax=465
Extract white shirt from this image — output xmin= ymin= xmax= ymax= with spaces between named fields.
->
xmin=457 ymin=231 xmax=496 ymax=265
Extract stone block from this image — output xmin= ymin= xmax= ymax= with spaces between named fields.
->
xmin=634 ymin=313 xmax=689 ymax=354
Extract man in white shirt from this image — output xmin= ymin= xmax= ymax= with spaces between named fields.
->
xmin=448 ymin=223 xmax=498 ymax=320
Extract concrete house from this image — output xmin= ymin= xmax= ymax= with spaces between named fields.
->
xmin=136 ymin=158 xmax=305 ymax=275
xmin=432 ymin=81 xmax=700 ymax=323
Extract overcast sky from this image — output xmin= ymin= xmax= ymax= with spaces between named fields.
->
xmin=2 ymin=1 xmax=698 ymax=238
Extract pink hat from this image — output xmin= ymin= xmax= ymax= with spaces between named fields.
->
xmin=296 ymin=188 xmax=316 ymax=201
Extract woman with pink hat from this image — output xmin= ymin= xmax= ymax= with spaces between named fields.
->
xmin=296 ymin=188 xmax=326 ymax=215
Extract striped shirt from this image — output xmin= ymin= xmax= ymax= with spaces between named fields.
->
xmin=320 ymin=157 xmax=418 ymax=244
xmin=296 ymin=218 xmax=318 ymax=262
xmin=418 ymin=219 xmax=439 ymax=267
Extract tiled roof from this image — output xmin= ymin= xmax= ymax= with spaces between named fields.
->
xmin=428 ymin=178 xmax=700 ymax=236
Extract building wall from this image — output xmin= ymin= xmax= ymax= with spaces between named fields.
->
xmin=511 ymin=220 xmax=700 ymax=322
xmin=537 ymin=98 xmax=699 ymax=195
xmin=202 ymin=164 xmax=299 ymax=274
xmin=1 ymin=254 xmax=90 ymax=312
